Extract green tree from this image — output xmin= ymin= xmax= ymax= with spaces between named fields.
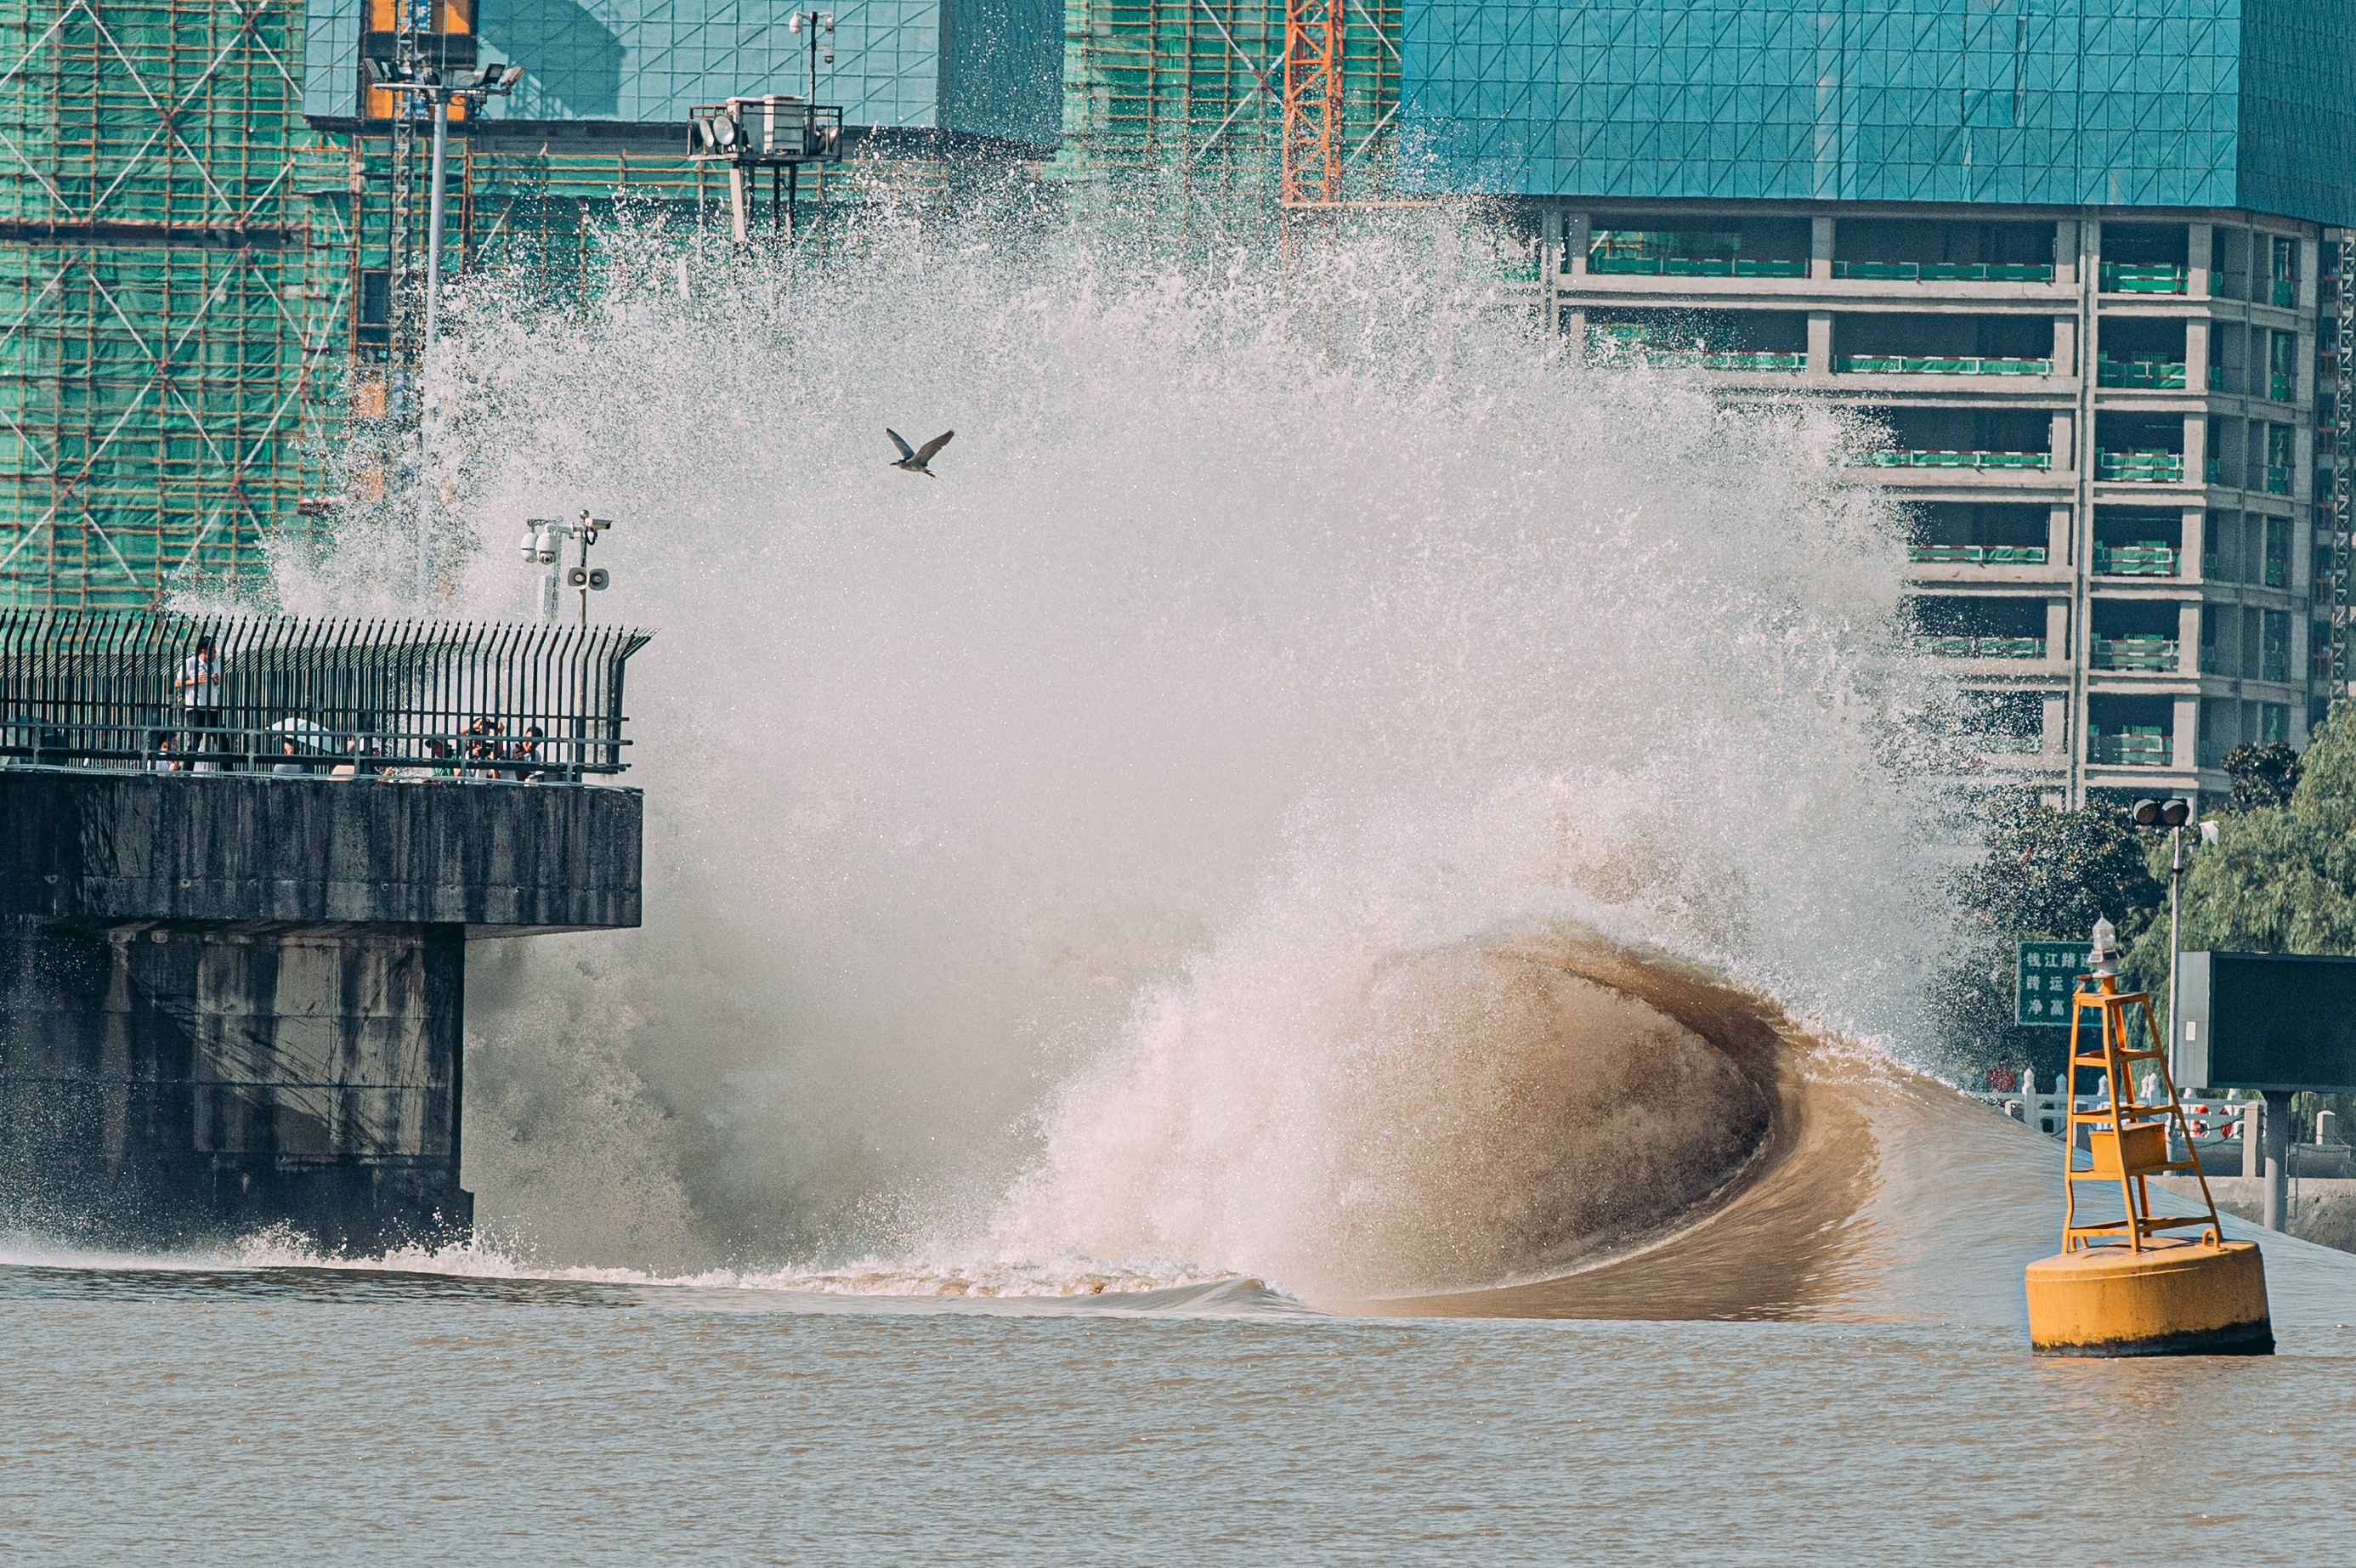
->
xmin=1957 ymin=798 xmax=2164 ymax=944
xmin=2127 ymin=705 xmax=2356 ymax=991
xmin=2220 ymin=740 xmax=2302 ymax=811
xmin=1934 ymin=797 xmax=2165 ymax=1090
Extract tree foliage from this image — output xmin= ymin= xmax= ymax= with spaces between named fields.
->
xmin=2128 ymin=705 xmax=2356 ymax=980
xmin=2221 ymin=740 xmax=2302 ymax=812
xmin=1957 ymin=798 xmax=2163 ymax=944
xmin=1932 ymin=797 xmax=2165 ymax=1090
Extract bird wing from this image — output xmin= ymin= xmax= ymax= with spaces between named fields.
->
xmin=915 ymin=429 xmax=954 ymax=463
xmin=886 ymin=427 xmax=915 ymax=461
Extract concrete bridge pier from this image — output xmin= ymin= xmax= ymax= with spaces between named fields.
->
xmin=0 ymin=770 xmax=641 ymax=1252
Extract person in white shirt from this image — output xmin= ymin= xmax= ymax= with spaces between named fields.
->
xmin=175 ymin=635 xmax=224 ymax=766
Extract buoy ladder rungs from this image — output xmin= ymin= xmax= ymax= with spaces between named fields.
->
xmin=2061 ymin=977 xmax=2225 ymax=1253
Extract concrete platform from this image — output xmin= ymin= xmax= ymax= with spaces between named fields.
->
xmin=0 ymin=771 xmax=642 ymax=1250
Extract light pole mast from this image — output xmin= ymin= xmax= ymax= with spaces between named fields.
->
xmin=369 ymin=59 xmax=527 ymax=605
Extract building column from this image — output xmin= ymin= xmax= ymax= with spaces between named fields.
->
xmin=2301 ymin=236 xmax=2322 ymax=314
xmin=1810 ymin=215 xmax=1834 ymax=281
xmin=2178 ymin=602 xmax=2204 ymax=673
xmin=2184 ymin=414 xmax=2208 ymax=480
xmin=2051 ymin=412 xmax=2076 ymax=473
xmin=2047 ymin=600 xmax=2072 ymax=663
xmin=2183 ymin=506 xmax=2208 ymax=580
xmin=2055 ymin=219 xmax=2080 ymax=289
xmin=2053 ymin=315 xmax=2078 ymax=378
xmin=2175 ymin=695 xmax=2201 ymax=769
xmin=1564 ymin=307 xmax=1588 ymax=364
xmin=2049 ymin=505 xmax=2074 ymax=564
xmin=1566 ymin=212 xmax=1591 ymax=280
xmin=1807 ymin=310 xmax=1832 ymax=376
xmin=2189 ymin=224 xmax=2213 ymax=300
xmin=2185 ymin=316 xmax=2210 ymax=388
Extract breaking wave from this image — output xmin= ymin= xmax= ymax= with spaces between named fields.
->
xmin=257 ymin=213 xmax=1967 ymax=1300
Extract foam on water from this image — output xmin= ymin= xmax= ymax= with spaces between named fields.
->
xmin=0 ymin=1229 xmax=1309 ymax=1316
xmin=263 ymin=215 xmax=1961 ymax=1293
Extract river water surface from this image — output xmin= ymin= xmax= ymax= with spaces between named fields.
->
xmin=8 ymin=1057 xmax=2354 ymax=1564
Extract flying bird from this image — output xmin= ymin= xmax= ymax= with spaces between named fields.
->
xmin=887 ymin=427 xmax=954 ymax=478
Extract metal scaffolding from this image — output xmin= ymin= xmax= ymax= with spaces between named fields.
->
xmin=1052 ymin=0 xmax=1396 ymax=215
xmin=2331 ymin=229 xmax=2353 ymax=705
xmin=0 ymin=0 xmax=344 ymax=609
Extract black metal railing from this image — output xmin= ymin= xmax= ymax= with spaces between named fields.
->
xmin=0 ymin=613 xmax=654 ymax=781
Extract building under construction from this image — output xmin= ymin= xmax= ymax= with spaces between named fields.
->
xmin=0 ymin=0 xmax=1404 ymax=609
xmin=11 ymin=0 xmax=2345 ymax=813
xmin=0 ymin=0 xmax=348 ymax=609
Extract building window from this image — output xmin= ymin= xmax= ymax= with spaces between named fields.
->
xmin=2262 ymin=702 xmax=2289 ymax=744
xmin=2268 ymin=235 xmax=2298 ymax=307
xmin=2266 ymin=516 xmax=2289 ymax=586
xmin=2263 ymin=610 xmax=2290 ymax=682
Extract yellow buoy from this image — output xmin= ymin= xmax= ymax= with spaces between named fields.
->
xmin=2022 ymin=919 xmax=2274 ymax=1357
xmin=2025 ymin=1238 xmax=2272 ymax=1356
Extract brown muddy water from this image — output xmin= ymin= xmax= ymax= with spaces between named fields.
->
xmin=5 ymin=949 xmax=2353 ymax=1564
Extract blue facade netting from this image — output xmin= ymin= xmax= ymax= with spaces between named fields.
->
xmin=303 ymin=0 xmax=1060 ymax=146
xmin=1401 ymin=0 xmax=2356 ymax=225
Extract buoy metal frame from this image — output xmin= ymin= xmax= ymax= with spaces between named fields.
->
xmin=2058 ymin=972 xmax=2220 ymax=1254
xmin=2024 ymin=960 xmax=2274 ymax=1356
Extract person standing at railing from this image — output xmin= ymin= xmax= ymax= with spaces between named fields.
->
xmin=175 ymin=635 xmax=226 ymax=770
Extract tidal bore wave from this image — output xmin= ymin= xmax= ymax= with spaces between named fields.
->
xmin=218 ymin=217 xmax=2031 ymax=1312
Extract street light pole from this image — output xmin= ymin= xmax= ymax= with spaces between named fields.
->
xmin=369 ymin=59 xmax=525 ymax=605
xmin=423 ymin=89 xmax=451 ymax=363
xmin=2166 ymin=820 xmax=2183 ymax=1065
xmin=2131 ymin=795 xmax=2214 ymax=1086
xmin=415 ymin=88 xmax=451 ymax=606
